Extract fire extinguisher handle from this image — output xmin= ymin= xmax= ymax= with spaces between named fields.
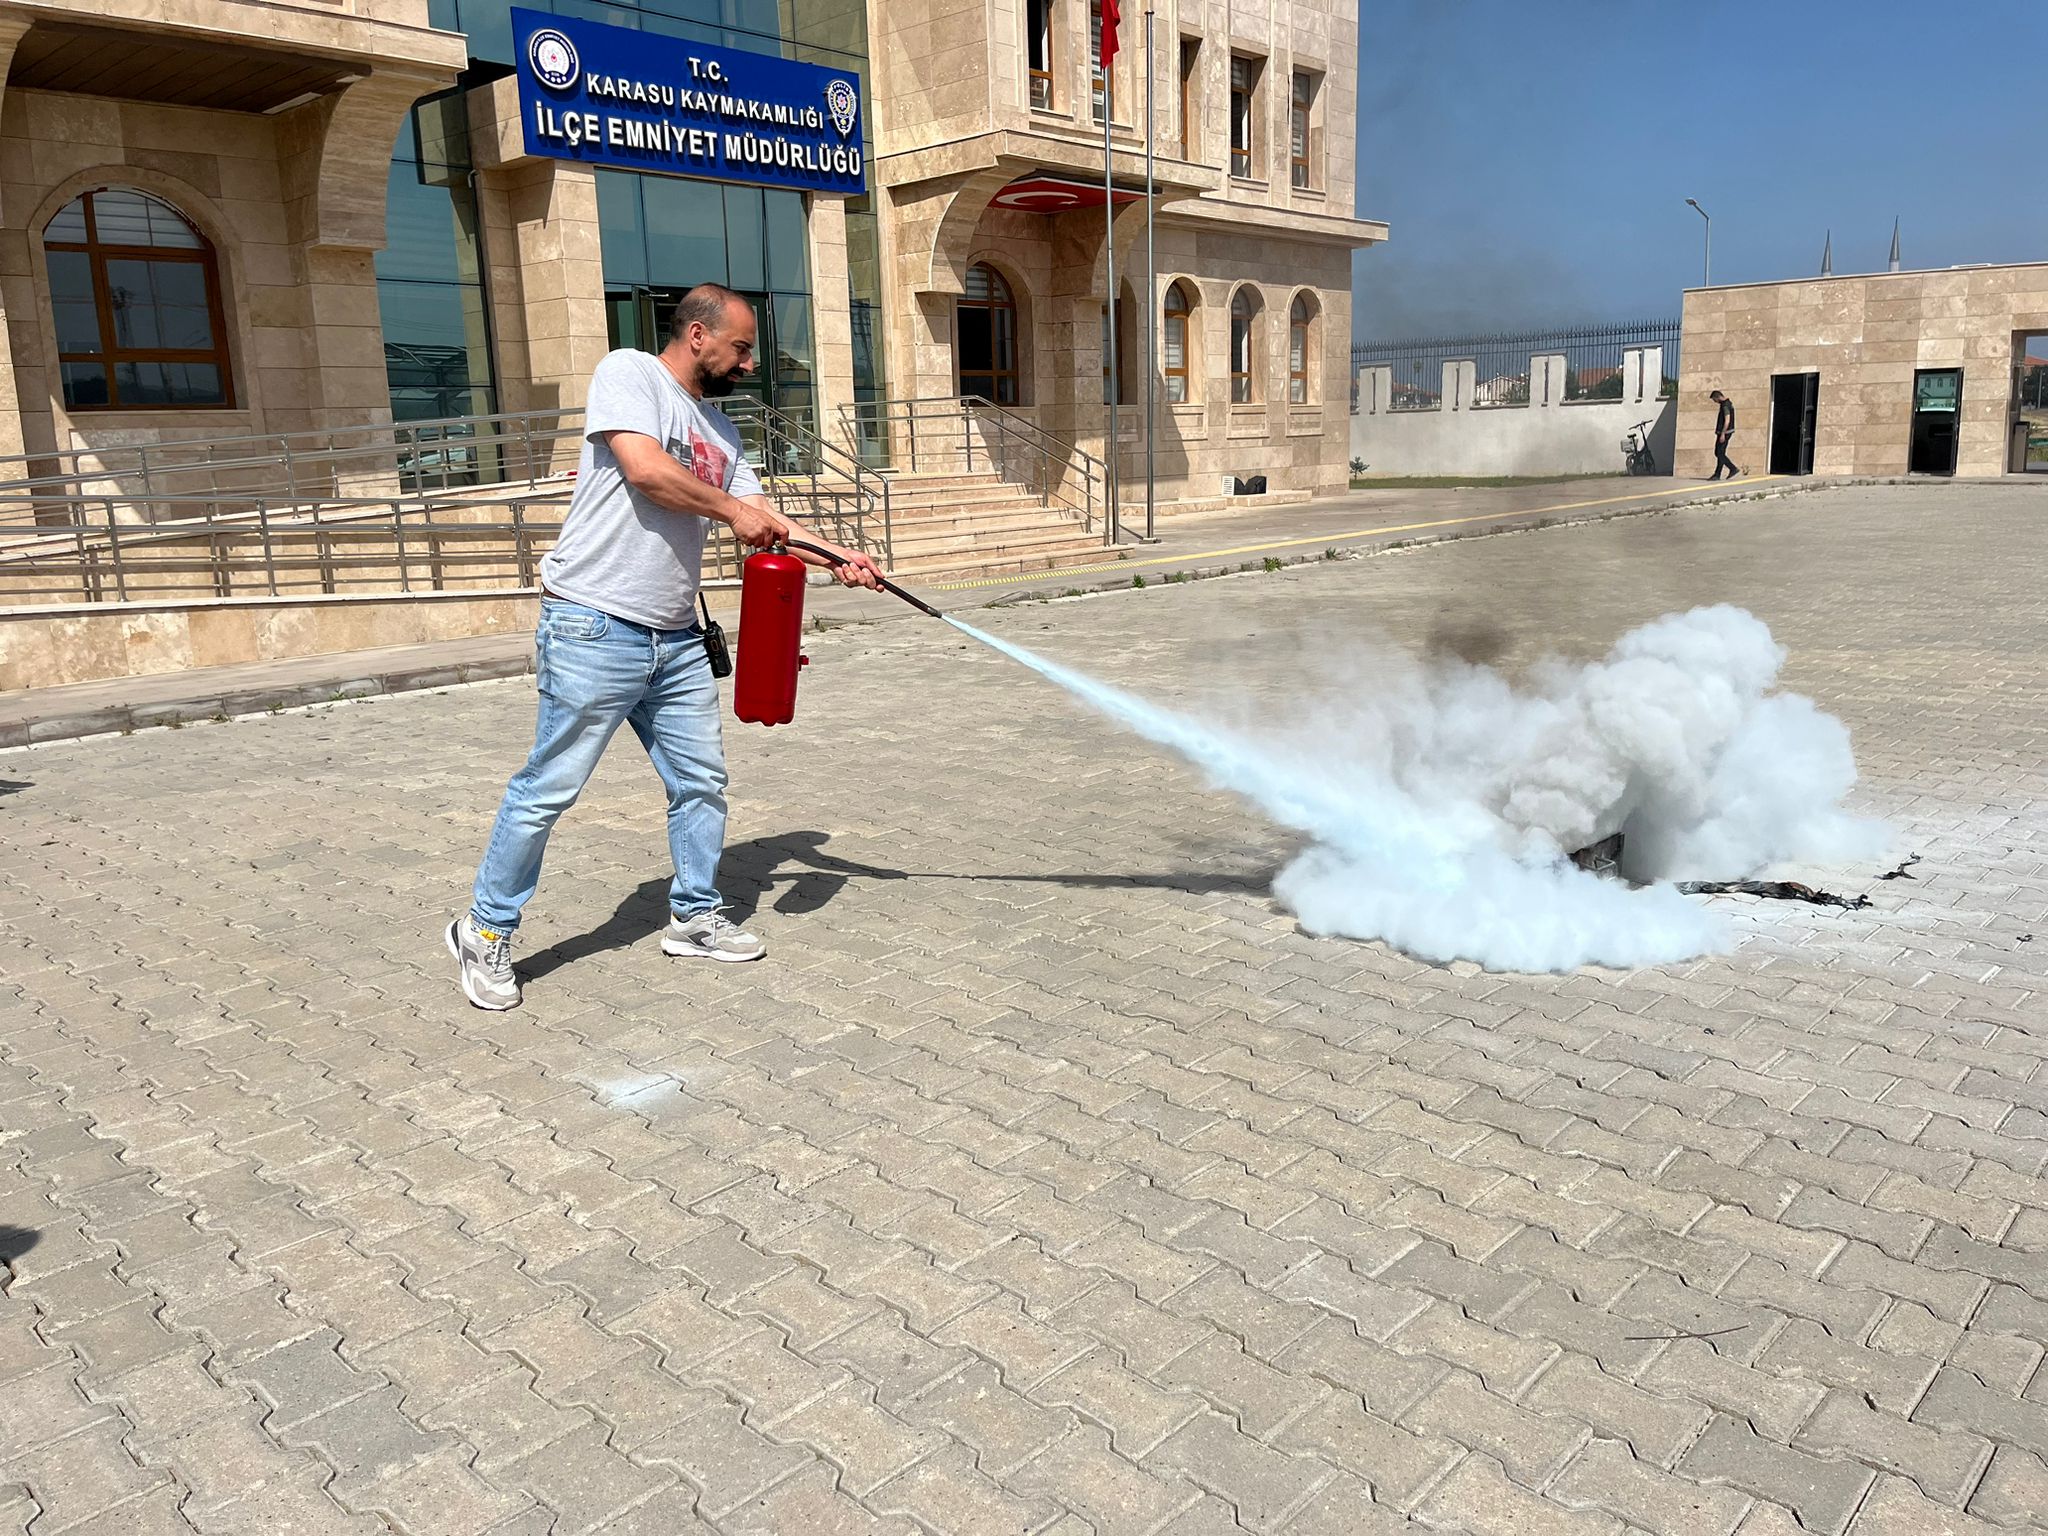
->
xmin=780 ymin=537 xmax=946 ymax=621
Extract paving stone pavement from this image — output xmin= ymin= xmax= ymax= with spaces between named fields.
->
xmin=1 ymin=481 xmax=2044 ymax=1536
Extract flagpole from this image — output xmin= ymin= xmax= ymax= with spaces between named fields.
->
xmin=1102 ymin=5 xmax=1119 ymax=545
xmin=1142 ymin=1 xmax=1157 ymax=542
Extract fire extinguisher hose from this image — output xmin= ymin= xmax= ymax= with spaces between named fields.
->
xmin=780 ymin=537 xmax=946 ymax=620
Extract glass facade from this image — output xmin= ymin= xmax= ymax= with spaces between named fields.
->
xmin=595 ymin=171 xmax=815 ymax=426
xmin=391 ymin=0 xmax=885 ymax=441
xmin=375 ymin=96 xmax=496 ymax=426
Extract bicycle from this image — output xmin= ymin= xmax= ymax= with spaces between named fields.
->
xmin=1621 ymin=420 xmax=1659 ymax=475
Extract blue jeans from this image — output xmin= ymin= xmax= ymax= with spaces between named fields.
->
xmin=471 ymin=598 xmax=726 ymax=934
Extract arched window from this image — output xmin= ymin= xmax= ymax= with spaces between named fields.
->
xmin=957 ymin=263 xmax=1019 ymax=404
xmin=1229 ymin=287 xmax=1261 ymax=404
xmin=1100 ymin=295 xmax=1132 ymax=405
xmin=1288 ymin=292 xmax=1317 ymax=404
xmin=45 ymin=188 xmax=232 ymax=410
xmin=1163 ymin=281 xmax=1194 ymax=404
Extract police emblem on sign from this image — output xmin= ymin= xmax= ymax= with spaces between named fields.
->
xmin=527 ymin=28 xmax=580 ymax=91
xmin=824 ymin=78 xmax=858 ymax=138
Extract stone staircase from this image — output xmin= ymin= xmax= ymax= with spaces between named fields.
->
xmin=866 ymin=471 xmax=1131 ymax=583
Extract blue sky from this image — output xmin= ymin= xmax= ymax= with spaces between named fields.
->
xmin=1351 ymin=1 xmax=2046 ymax=340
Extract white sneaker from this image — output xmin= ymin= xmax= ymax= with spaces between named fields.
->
xmin=446 ymin=916 xmax=521 ymax=1009
xmin=661 ymin=909 xmax=766 ymax=963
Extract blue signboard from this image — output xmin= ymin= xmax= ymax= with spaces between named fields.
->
xmin=511 ymin=7 xmax=865 ymax=195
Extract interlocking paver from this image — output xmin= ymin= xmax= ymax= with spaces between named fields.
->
xmin=1678 ymin=1416 xmax=1875 ymax=1536
xmin=4 ymin=483 xmax=2045 ymax=1532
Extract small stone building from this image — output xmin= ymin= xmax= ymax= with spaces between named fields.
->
xmin=1677 ymin=264 xmax=2048 ymax=479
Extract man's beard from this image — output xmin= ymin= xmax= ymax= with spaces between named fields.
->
xmin=697 ymin=366 xmax=744 ymax=399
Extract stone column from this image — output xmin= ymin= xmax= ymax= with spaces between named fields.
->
xmin=0 ymin=13 xmax=41 ymax=464
xmin=467 ymin=77 xmax=610 ymax=474
xmin=275 ymin=70 xmax=451 ymax=445
xmin=806 ymin=193 xmax=854 ymax=454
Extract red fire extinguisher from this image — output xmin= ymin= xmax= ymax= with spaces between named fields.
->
xmin=733 ymin=545 xmax=810 ymax=726
xmin=731 ymin=538 xmax=944 ymax=726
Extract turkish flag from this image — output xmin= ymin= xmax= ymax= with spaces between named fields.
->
xmin=1100 ymin=0 xmax=1121 ymax=72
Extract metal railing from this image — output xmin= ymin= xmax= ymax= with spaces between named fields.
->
xmin=0 ymin=398 xmax=894 ymax=608
xmin=724 ymin=396 xmax=893 ymax=566
xmin=0 ymin=487 xmax=828 ymax=608
xmin=0 ymin=406 xmax=589 ymax=529
xmin=841 ymin=396 xmax=1112 ymax=544
xmin=1353 ymin=319 xmax=1682 ymax=410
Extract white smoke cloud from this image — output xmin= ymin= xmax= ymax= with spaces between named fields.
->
xmin=953 ymin=605 xmax=1890 ymax=974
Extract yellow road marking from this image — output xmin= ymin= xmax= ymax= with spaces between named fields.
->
xmin=922 ymin=476 xmax=1782 ymax=593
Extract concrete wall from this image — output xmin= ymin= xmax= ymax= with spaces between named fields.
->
xmin=1678 ymin=265 xmax=2048 ymax=478
xmin=1351 ymin=347 xmax=1676 ymax=478
xmin=0 ymin=588 xmax=537 ymax=691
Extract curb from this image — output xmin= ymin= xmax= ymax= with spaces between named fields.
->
xmin=9 ymin=474 xmax=2010 ymax=749
xmin=0 ymin=652 xmax=535 ymax=750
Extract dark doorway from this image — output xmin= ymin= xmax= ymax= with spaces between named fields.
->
xmin=1909 ymin=368 xmax=1962 ymax=475
xmin=605 ymin=286 xmax=816 ymax=473
xmin=1768 ymin=372 xmax=1819 ymax=475
xmin=2013 ymin=332 xmax=2046 ymax=473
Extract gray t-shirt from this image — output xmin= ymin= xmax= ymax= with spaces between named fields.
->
xmin=539 ymin=349 xmax=763 ymax=630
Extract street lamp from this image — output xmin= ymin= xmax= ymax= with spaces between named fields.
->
xmin=1685 ymin=198 xmax=1711 ymax=287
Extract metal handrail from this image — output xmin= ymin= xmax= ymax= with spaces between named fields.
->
xmin=0 ymin=487 xmax=794 ymax=608
xmin=724 ymin=396 xmax=893 ymax=565
xmin=0 ymin=395 xmax=894 ymax=574
xmin=841 ymin=395 xmax=1112 ymax=544
xmin=0 ymin=405 xmax=589 ymax=503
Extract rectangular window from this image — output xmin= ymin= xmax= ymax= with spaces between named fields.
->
xmin=1179 ymin=38 xmax=1200 ymax=159
xmin=1290 ymin=71 xmax=1316 ymax=189
xmin=1102 ymin=302 xmax=1120 ymax=404
xmin=1091 ymin=0 xmax=1113 ymax=123
xmin=1028 ymin=0 xmax=1053 ymax=108
xmin=1163 ymin=315 xmax=1187 ymax=403
xmin=1229 ymin=55 xmax=1258 ymax=178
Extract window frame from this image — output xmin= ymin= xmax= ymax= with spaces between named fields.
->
xmin=957 ymin=262 xmax=1020 ymax=405
xmin=1090 ymin=0 xmax=1114 ymax=123
xmin=1163 ymin=280 xmax=1193 ymax=404
xmin=1100 ymin=296 xmax=1131 ymax=405
xmin=46 ymin=188 xmax=235 ymax=412
xmin=1289 ymin=70 xmax=1317 ymax=190
xmin=1178 ymin=37 xmax=1201 ymax=160
xmin=1288 ymin=292 xmax=1315 ymax=404
xmin=1229 ymin=54 xmax=1261 ymax=179
xmin=1027 ymin=0 xmax=1054 ymax=109
xmin=1229 ymin=286 xmax=1260 ymax=404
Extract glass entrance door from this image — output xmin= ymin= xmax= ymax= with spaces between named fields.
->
xmin=604 ymin=286 xmax=815 ymax=474
xmin=2017 ymin=333 xmax=2047 ymax=473
xmin=1909 ymin=368 xmax=1962 ymax=476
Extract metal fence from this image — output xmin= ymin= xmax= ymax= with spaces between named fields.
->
xmin=1352 ymin=320 xmax=1681 ymax=410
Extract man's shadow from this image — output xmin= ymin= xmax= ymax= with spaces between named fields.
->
xmin=518 ymin=830 xmax=1272 ymax=980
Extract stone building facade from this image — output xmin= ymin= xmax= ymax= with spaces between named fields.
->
xmin=0 ymin=0 xmax=1380 ymax=505
xmin=0 ymin=0 xmax=464 ymax=471
xmin=870 ymin=0 xmax=1384 ymax=501
xmin=1677 ymin=265 xmax=2048 ymax=480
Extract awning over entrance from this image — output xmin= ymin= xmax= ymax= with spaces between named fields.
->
xmin=7 ymin=19 xmax=364 ymax=113
xmin=989 ymin=173 xmax=1149 ymax=214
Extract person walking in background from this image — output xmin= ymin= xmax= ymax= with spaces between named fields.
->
xmin=1708 ymin=389 xmax=1742 ymax=480
xmin=447 ymin=283 xmax=883 ymax=1011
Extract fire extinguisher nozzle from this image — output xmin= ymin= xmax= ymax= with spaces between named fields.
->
xmin=883 ymin=581 xmax=945 ymax=620
xmin=782 ymin=537 xmax=945 ymax=621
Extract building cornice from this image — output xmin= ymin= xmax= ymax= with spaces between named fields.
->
xmin=1163 ymin=196 xmax=1388 ymax=250
xmin=0 ymin=0 xmax=467 ymax=76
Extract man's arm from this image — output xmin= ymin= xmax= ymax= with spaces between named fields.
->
xmin=605 ymin=430 xmax=786 ymax=546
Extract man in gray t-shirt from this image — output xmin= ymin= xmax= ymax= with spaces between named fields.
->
xmin=448 ymin=284 xmax=881 ymax=1010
